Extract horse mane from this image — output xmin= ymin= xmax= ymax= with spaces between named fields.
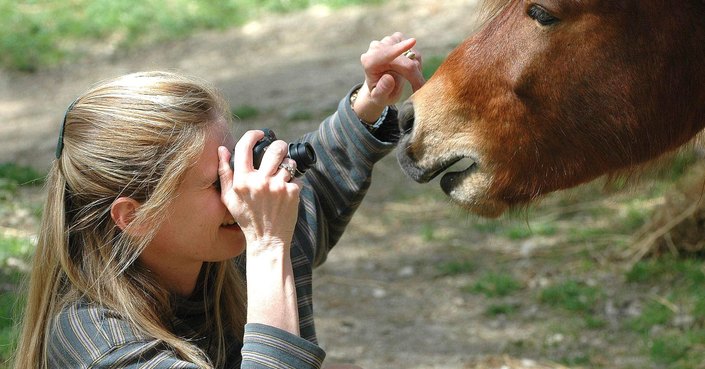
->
xmin=479 ymin=0 xmax=512 ymax=23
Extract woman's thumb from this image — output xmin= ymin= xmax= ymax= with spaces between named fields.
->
xmin=370 ymin=74 xmax=396 ymax=101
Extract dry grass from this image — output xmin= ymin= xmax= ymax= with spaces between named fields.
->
xmin=626 ymin=163 xmax=705 ymax=264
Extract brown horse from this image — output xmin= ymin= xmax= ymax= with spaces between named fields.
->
xmin=397 ymin=0 xmax=705 ymax=217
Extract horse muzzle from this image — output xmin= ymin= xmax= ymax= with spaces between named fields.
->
xmin=397 ymin=100 xmax=474 ymax=182
xmin=395 ymin=100 xmax=508 ymax=217
xmin=396 ymin=101 xmax=431 ymax=183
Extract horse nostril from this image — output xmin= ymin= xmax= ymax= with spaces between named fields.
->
xmin=398 ymin=101 xmax=415 ymax=134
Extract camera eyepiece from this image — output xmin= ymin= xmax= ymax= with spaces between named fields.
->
xmin=286 ymin=141 xmax=317 ymax=176
xmin=231 ymin=128 xmax=317 ymax=178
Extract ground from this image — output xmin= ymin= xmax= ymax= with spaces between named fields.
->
xmin=0 ymin=1 xmax=698 ymax=368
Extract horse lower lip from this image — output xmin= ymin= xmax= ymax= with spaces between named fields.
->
xmin=440 ymin=162 xmax=477 ymax=193
xmin=396 ymin=143 xmax=475 ymax=183
xmin=426 ymin=157 xmax=472 ymax=181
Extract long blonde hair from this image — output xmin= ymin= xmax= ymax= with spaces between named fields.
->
xmin=13 ymin=71 xmax=246 ymax=369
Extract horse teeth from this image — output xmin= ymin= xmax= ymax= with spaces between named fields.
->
xmin=222 ymin=219 xmax=237 ymax=226
xmin=449 ymin=157 xmax=476 ymax=172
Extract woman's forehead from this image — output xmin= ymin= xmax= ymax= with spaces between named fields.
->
xmin=179 ymin=120 xmax=232 ymax=185
xmin=211 ymin=117 xmax=236 ymax=149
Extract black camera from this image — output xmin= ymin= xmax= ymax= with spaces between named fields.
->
xmin=230 ymin=128 xmax=317 ymax=178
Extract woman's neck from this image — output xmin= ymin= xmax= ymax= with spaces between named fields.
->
xmin=138 ymin=253 xmax=203 ymax=297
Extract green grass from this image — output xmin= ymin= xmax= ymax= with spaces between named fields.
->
xmin=628 ymin=300 xmax=674 ymax=334
xmin=624 ymin=257 xmax=705 ymax=368
xmin=232 ymin=105 xmax=261 ymax=121
xmin=485 ymin=303 xmax=520 ymax=316
xmin=0 ymin=164 xmax=39 ymax=369
xmin=0 ymin=235 xmax=33 ymax=369
xmin=422 ymin=153 xmax=704 ymax=367
xmin=286 ymin=109 xmax=315 ymax=122
xmin=435 ymin=259 xmax=476 ymax=277
xmin=539 ymin=279 xmax=602 ymax=313
xmin=0 ymin=0 xmax=384 ymax=72
xmin=626 ymin=257 xmax=705 ymax=287
xmin=0 ymin=237 xmax=33 ymax=265
xmin=504 ymin=222 xmax=557 ymax=240
xmin=422 ymin=54 xmax=446 ymax=79
xmin=0 ymin=163 xmax=44 ymax=203
xmin=425 ymin=161 xmax=705 ymax=368
xmin=0 ymin=163 xmax=43 ymax=186
xmin=0 ymin=289 xmax=20 ymax=368
xmin=468 ymin=271 xmax=523 ymax=297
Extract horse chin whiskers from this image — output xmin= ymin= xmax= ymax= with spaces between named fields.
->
xmin=440 ymin=169 xmax=507 ymax=218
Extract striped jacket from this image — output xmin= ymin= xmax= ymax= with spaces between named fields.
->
xmin=47 ymin=85 xmax=399 ymax=368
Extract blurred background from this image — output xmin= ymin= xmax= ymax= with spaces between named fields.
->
xmin=1 ymin=1 xmax=704 ymax=368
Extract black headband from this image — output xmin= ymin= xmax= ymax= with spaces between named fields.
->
xmin=55 ymin=99 xmax=78 ymax=159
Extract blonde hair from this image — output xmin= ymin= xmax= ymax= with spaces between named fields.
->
xmin=13 ymin=71 xmax=246 ymax=369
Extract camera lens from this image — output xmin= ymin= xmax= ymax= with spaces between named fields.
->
xmin=288 ymin=142 xmax=317 ymax=177
xmin=228 ymin=129 xmax=317 ymax=178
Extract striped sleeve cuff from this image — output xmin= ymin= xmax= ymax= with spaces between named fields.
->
xmin=341 ymin=84 xmax=400 ymax=158
xmin=241 ymin=323 xmax=326 ymax=369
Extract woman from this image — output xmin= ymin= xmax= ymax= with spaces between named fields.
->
xmin=13 ymin=33 xmax=424 ymax=368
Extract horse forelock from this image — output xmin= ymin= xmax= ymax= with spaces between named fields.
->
xmin=479 ymin=0 xmax=512 ymax=22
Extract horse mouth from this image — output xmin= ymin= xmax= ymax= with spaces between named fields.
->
xmin=397 ymin=148 xmax=477 ymax=184
xmin=398 ymin=147 xmax=508 ymax=217
xmin=438 ymin=158 xmax=478 ymax=192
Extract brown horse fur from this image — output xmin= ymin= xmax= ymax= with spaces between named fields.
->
xmin=397 ymin=0 xmax=705 ymax=217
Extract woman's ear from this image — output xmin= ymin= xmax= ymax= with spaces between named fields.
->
xmin=111 ymin=197 xmax=143 ymax=235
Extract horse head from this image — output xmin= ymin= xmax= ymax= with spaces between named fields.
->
xmin=398 ymin=0 xmax=705 ymax=217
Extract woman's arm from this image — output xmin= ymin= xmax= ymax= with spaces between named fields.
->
xmin=295 ymin=33 xmax=425 ymax=266
xmin=218 ymin=131 xmax=302 ymax=335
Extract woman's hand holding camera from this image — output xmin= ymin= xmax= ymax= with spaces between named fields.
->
xmin=217 ymin=130 xmax=301 ymax=253
xmin=217 ymin=129 xmax=302 ymax=335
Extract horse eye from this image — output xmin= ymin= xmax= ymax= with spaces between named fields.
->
xmin=527 ymin=4 xmax=560 ymax=26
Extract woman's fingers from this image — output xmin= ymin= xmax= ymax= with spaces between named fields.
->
xmin=275 ymin=158 xmax=298 ymax=182
xmin=257 ymin=140 xmax=289 ymax=175
xmin=217 ymin=146 xmax=234 ymax=190
xmin=232 ymin=130 xmax=265 ymax=175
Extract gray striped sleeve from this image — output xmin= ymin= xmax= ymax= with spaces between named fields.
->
xmin=297 ymin=84 xmax=398 ymax=267
xmin=290 ymin=85 xmax=399 ymax=343
xmin=48 ymin=302 xmax=199 ymax=369
xmin=241 ymin=324 xmax=325 ymax=369
xmin=49 ymin=302 xmax=325 ymax=368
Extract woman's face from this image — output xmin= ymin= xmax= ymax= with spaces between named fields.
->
xmin=139 ymin=119 xmax=242 ymax=287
